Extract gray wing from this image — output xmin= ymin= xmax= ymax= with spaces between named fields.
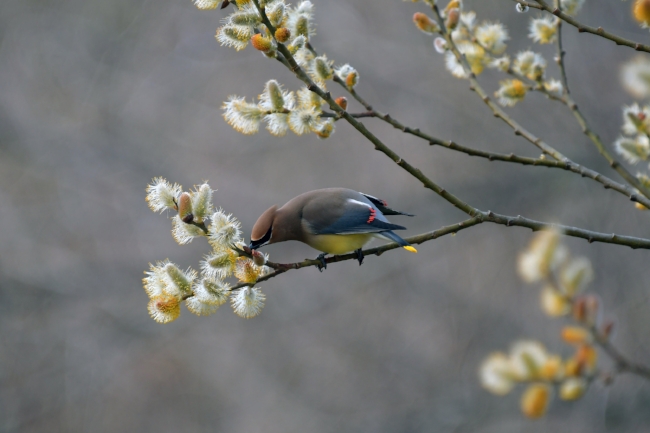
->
xmin=303 ymin=192 xmax=406 ymax=235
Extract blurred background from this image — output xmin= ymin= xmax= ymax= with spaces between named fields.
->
xmin=1 ymin=0 xmax=650 ymax=431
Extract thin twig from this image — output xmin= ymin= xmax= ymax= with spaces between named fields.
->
xmin=320 ymin=111 xmax=375 ymax=119
xmin=511 ymin=0 xmax=650 ymax=54
xmin=592 ymin=328 xmax=650 ymax=379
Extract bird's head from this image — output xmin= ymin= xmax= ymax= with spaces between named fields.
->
xmin=249 ymin=205 xmax=277 ymax=250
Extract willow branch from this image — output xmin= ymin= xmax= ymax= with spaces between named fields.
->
xmin=549 ymin=4 xmax=650 ymax=199
xmin=328 ymin=59 xmax=650 ymax=208
xmin=341 ymin=103 xmax=650 ymax=208
xmin=221 ymin=217 xmax=483 ymax=292
xmin=545 ymin=272 xmax=650 ymax=382
xmin=320 ymin=111 xmax=375 ymax=119
xmin=250 ymin=0 xmax=650 ymax=251
xmin=195 ymin=215 xmax=650 ymax=316
xmin=431 ymin=8 xmax=568 ymax=162
xmin=500 ymin=70 xmax=650 ymax=201
xmin=429 ymin=4 xmax=650 ymax=209
xmin=318 ymin=25 xmax=650 ymax=203
xmin=470 ymin=23 xmax=650 ymax=200
xmin=259 ymin=5 xmax=478 ymax=217
xmin=485 ymin=212 xmax=650 ymax=249
xmin=180 ymin=219 xmax=481 ymax=300
xmin=511 ymin=0 xmax=650 ymax=54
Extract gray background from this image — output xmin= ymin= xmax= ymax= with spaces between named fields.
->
xmin=1 ymin=0 xmax=649 ymax=432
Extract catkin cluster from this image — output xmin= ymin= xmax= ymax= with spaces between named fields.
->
xmin=144 ymin=178 xmax=270 ymax=323
xmin=207 ymin=0 xmax=359 ymax=139
xmin=414 ymin=0 xmax=650 ymax=214
xmin=410 ymin=0 xmax=585 ymax=107
xmin=613 ymin=84 xmax=650 ymax=204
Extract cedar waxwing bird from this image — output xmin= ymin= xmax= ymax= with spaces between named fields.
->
xmin=249 ymin=188 xmax=416 ymax=269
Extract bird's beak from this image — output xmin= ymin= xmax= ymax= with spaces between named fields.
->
xmin=248 ymin=241 xmax=260 ymax=250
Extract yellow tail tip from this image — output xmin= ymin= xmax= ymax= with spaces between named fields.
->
xmin=403 ymin=246 xmax=417 ymax=253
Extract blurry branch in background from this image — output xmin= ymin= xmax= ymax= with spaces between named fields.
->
xmin=480 ymin=230 xmax=650 ymax=419
xmin=142 ymin=0 xmax=650 ymax=420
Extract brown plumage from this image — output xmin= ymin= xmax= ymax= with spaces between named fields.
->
xmin=249 ymin=188 xmax=416 ymax=257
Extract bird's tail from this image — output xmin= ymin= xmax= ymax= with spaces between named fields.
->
xmin=379 ymin=231 xmax=417 ymax=253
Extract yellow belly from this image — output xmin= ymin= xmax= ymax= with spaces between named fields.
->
xmin=306 ymin=233 xmax=373 ymax=254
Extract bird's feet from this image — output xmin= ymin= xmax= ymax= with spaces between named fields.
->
xmin=354 ymin=248 xmax=364 ymax=266
xmin=316 ymin=253 xmax=328 ymax=272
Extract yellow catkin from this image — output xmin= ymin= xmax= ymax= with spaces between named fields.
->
xmin=445 ymin=0 xmax=460 ymax=12
xmin=148 ymin=295 xmax=181 ymax=324
xmin=315 ymin=122 xmax=334 ymax=139
xmin=520 ymin=384 xmax=550 ymax=419
xmin=559 ymin=378 xmax=586 ymax=400
xmin=335 ymin=97 xmax=348 ymax=110
xmin=445 ymin=8 xmax=460 ymax=30
xmin=539 ymin=356 xmax=563 ymax=381
xmin=466 ymin=45 xmax=485 ymax=76
xmin=177 ymin=192 xmax=193 ymax=222
xmin=346 ymin=71 xmax=358 ymax=88
xmin=235 ymin=257 xmax=262 ymax=283
xmin=541 ymin=286 xmax=570 ymax=317
xmin=575 ymin=344 xmax=597 ymax=373
xmin=509 ymin=80 xmax=527 ymax=98
xmin=634 ymin=0 xmax=650 ymax=25
xmin=536 ymin=22 xmax=557 ymax=44
xmin=561 ymin=326 xmax=591 ymax=345
xmin=413 ymin=12 xmax=435 ymax=33
xmin=251 ymin=34 xmax=272 ymax=52
xmin=564 ymin=358 xmax=581 ymax=377
xmin=274 ymin=28 xmax=291 ymax=43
